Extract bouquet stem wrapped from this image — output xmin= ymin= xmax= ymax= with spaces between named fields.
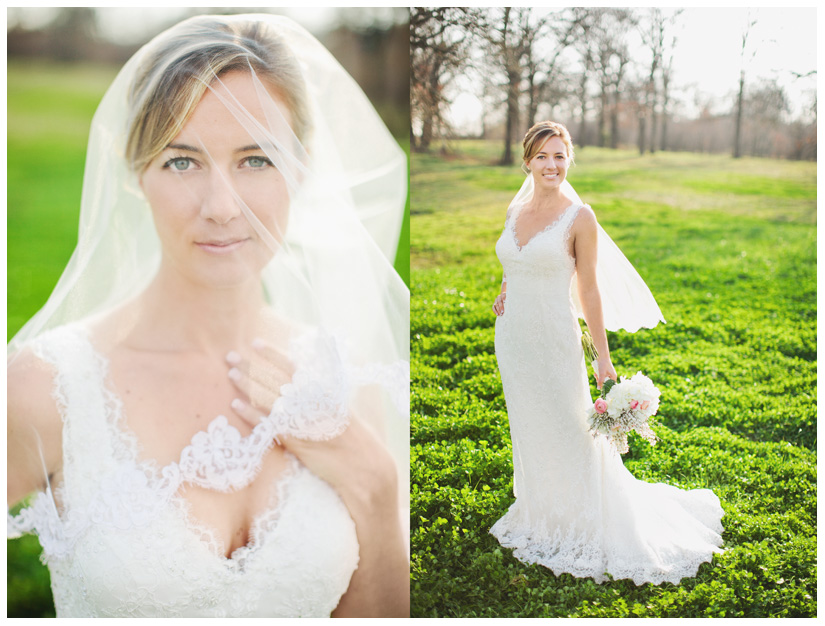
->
xmin=581 ymin=329 xmax=601 ymax=376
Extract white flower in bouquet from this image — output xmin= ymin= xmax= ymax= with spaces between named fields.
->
xmin=587 ymin=373 xmax=661 ymax=454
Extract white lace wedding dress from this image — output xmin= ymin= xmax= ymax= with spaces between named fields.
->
xmin=7 ymin=325 xmax=359 ymax=617
xmin=491 ymin=201 xmax=724 ymax=585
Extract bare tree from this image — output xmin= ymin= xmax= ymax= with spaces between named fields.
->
xmin=410 ymin=7 xmax=478 ymax=151
xmin=523 ymin=10 xmax=582 ymax=128
xmin=522 ymin=15 xmax=551 ymax=129
xmin=637 ymin=8 xmax=666 ymax=155
xmin=608 ymin=50 xmax=631 ymax=149
xmin=484 ymin=7 xmax=532 ymax=164
xmin=744 ymin=79 xmax=789 ymax=156
xmin=659 ymin=48 xmax=675 ymax=151
xmin=733 ymin=13 xmax=758 ymax=158
xmin=583 ymin=9 xmax=635 ymax=149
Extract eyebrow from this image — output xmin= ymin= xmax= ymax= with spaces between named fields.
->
xmin=166 ymin=143 xmax=202 ymax=153
xmin=166 ymin=143 xmax=278 ymax=154
xmin=164 ymin=143 xmax=278 ymax=154
xmin=235 ymin=143 xmax=279 ymax=154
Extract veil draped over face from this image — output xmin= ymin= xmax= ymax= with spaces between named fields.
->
xmin=7 ymin=14 xmax=409 ymax=511
xmin=508 ymin=174 xmax=665 ymax=333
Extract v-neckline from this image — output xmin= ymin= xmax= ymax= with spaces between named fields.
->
xmin=511 ymin=202 xmax=576 ymax=252
xmin=74 ymin=325 xmax=299 ymax=566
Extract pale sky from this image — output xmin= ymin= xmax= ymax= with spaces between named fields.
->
xmin=447 ymin=6 xmax=817 ymax=133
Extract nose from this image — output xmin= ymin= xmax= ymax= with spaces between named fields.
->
xmin=200 ymin=172 xmax=242 ymax=224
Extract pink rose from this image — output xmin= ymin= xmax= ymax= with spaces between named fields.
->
xmin=630 ymin=400 xmax=639 ymax=410
xmin=594 ymin=398 xmax=608 ymax=413
xmin=641 ymin=401 xmax=650 ymax=411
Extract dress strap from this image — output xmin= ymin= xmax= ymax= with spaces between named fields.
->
xmin=30 ymin=325 xmax=127 ymax=507
xmin=561 ymin=203 xmax=585 ymax=244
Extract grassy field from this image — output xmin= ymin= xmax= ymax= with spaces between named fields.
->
xmin=6 ymin=60 xmax=410 ymax=618
xmin=410 ymin=141 xmax=816 ymax=617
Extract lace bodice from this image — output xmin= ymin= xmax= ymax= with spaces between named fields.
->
xmin=497 ymin=201 xmax=581 ymax=299
xmin=8 ymin=325 xmax=360 ymax=617
xmin=492 ymin=202 xmax=723 ymax=585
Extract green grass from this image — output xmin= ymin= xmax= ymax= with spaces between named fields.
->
xmin=6 ymin=60 xmax=410 ymax=617
xmin=410 ymin=141 xmax=816 ymax=617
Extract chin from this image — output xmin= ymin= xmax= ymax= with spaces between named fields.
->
xmin=186 ymin=256 xmax=267 ymax=290
xmin=196 ymin=269 xmax=263 ymax=291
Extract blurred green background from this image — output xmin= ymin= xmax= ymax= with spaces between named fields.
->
xmin=7 ymin=12 xmax=409 ymax=617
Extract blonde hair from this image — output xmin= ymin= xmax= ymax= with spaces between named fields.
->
xmin=126 ymin=17 xmax=310 ymax=172
xmin=522 ymin=121 xmax=575 ymax=165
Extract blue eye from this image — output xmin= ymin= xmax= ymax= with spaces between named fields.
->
xmin=164 ymin=157 xmax=193 ymax=171
xmin=244 ymin=156 xmax=273 ymax=169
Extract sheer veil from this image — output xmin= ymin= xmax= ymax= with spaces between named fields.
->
xmin=7 ymin=14 xmax=409 ymax=514
xmin=508 ymin=174 xmax=664 ymax=333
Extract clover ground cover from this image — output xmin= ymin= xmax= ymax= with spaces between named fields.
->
xmin=410 ymin=142 xmax=816 ymax=617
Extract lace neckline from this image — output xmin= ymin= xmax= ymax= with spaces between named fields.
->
xmin=66 ymin=325 xmax=302 ymax=565
xmin=511 ymin=201 xmax=578 ymax=252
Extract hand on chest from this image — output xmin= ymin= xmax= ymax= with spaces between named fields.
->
xmin=109 ymin=350 xmax=293 ymax=557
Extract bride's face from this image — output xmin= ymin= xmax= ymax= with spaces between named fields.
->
xmin=139 ymin=71 xmax=292 ymax=288
xmin=527 ymin=136 xmax=569 ymax=192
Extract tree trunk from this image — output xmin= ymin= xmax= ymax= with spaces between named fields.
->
xmin=610 ymin=101 xmax=620 ymax=149
xmin=597 ymin=78 xmax=608 ymax=147
xmin=502 ymin=67 xmax=520 ymax=164
xmin=578 ymin=71 xmax=588 ymax=146
xmin=637 ymin=113 xmax=646 ymax=155
xmin=420 ymin=117 xmax=433 ymax=151
xmin=733 ymin=70 xmax=745 ymax=158
xmin=659 ymin=74 xmax=670 ymax=151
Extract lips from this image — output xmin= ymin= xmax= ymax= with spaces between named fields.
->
xmin=195 ymin=237 xmax=249 ymax=254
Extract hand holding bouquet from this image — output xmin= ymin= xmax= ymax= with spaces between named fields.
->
xmin=587 ymin=372 xmax=660 ymax=454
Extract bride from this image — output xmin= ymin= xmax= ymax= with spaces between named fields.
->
xmin=490 ymin=121 xmax=723 ymax=585
xmin=7 ymin=14 xmax=409 ymax=617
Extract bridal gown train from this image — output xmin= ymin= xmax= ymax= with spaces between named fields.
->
xmin=491 ymin=202 xmax=724 ymax=585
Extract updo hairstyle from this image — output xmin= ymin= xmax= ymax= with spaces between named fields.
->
xmin=126 ymin=17 xmax=310 ymax=172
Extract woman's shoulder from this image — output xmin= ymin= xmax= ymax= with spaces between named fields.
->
xmin=570 ymin=202 xmax=598 ymax=229
xmin=7 ymin=322 xmax=98 ymax=426
xmin=7 ymin=343 xmax=65 ymax=504
xmin=7 ymin=342 xmax=63 ymax=409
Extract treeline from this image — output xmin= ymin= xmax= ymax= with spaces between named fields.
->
xmin=7 ymin=7 xmax=410 ymax=139
xmin=411 ymin=7 xmax=816 ymax=161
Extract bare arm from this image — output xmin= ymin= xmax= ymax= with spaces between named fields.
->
xmin=7 ymin=348 xmax=64 ymax=507
xmin=325 ymin=426 xmax=408 ymax=618
xmin=572 ymin=208 xmax=617 ymax=389
xmin=493 ymin=208 xmax=511 ymax=316
xmin=493 ymin=274 xmax=507 ymax=316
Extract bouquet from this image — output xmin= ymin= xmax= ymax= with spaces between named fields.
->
xmin=587 ymin=373 xmax=661 ymax=454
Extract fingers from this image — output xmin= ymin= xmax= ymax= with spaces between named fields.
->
xmin=594 ymin=363 xmax=618 ymax=390
xmin=226 ymin=349 xmax=291 ymax=412
xmin=229 ymin=396 xmax=267 ymax=428
xmin=492 ymin=294 xmax=506 ymax=316
xmin=251 ymin=338 xmax=295 ymax=377
xmin=228 ymin=365 xmax=281 ymax=412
